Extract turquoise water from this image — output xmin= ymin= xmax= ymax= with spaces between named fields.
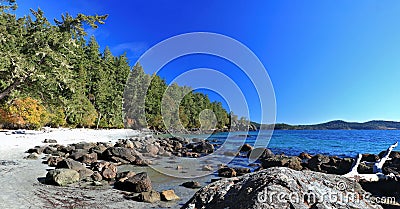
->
xmin=201 ymin=130 xmax=400 ymax=168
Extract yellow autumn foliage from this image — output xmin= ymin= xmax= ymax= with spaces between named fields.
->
xmin=0 ymin=97 xmax=49 ymax=129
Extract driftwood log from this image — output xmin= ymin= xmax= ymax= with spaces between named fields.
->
xmin=344 ymin=141 xmax=398 ymax=182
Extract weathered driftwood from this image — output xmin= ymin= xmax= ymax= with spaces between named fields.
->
xmin=344 ymin=142 xmax=398 ymax=182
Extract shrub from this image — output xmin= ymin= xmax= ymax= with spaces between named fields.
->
xmin=0 ymin=97 xmax=49 ymax=129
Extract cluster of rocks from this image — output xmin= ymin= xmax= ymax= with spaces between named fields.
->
xmin=183 ymin=167 xmax=383 ymax=209
xmin=25 ymin=137 xmax=400 ymax=208
xmin=212 ymin=143 xmax=400 ymax=178
xmin=25 ymin=136 xmax=218 ymax=204
xmin=256 ymin=147 xmax=400 ymax=177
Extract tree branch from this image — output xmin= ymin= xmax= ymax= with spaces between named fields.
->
xmin=0 ymin=79 xmax=21 ymax=100
xmin=344 ymin=142 xmax=398 ymax=182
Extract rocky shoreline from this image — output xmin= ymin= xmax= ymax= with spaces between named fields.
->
xmin=15 ymin=131 xmax=400 ymax=208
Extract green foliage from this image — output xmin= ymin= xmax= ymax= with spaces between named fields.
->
xmin=0 ymin=2 xmax=130 ymax=129
xmin=124 ymin=63 xmax=150 ymax=129
xmin=0 ymin=2 xmax=243 ymax=131
xmin=124 ymin=63 xmax=237 ymax=132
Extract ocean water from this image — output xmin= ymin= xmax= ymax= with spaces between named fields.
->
xmin=201 ymin=130 xmax=400 ymax=168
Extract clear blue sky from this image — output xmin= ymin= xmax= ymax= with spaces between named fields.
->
xmin=14 ymin=0 xmax=400 ymax=124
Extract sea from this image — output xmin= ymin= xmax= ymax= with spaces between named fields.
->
xmin=199 ymin=130 xmax=400 ymax=169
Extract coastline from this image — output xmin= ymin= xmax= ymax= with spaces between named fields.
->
xmin=1 ymin=128 xmax=400 ymax=208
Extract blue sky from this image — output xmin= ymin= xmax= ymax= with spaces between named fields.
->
xmin=13 ymin=0 xmax=400 ymax=124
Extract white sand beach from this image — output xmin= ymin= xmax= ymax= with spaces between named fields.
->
xmin=0 ymin=128 xmax=147 ymax=208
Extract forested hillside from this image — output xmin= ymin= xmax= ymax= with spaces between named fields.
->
xmin=273 ymin=120 xmax=400 ymax=130
xmin=0 ymin=1 xmax=249 ymax=131
xmin=124 ymin=63 xmax=245 ymax=132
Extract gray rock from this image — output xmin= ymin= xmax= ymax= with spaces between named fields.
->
xmin=223 ymin=151 xmax=239 ymax=156
xmin=74 ymin=142 xmax=96 ymax=150
xmin=91 ymin=171 xmax=103 ymax=182
xmin=101 ymin=163 xmax=117 ymax=180
xmin=182 ymin=167 xmax=382 ymax=209
xmin=307 ymin=154 xmax=330 ymax=172
xmin=233 ymin=167 xmax=251 ymax=176
xmin=261 ymin=155 xmax=303 ymax=171
xmin=298 ymin=152 xmax=312 ymax=160
xmin=247 ymin=148 xmax=274 ymax=159
xmin=24 ymin=153 xmax=39 ymax=160
xmin=160 ymin=190 xmax=180 ymax=201
xmin=43 ymin=139 xmax=57 ymax=143
xmin=202 ymin=165 xmax=213 ymax=171
xmin=56 ymin=159 xmax=86 ymax=172
xmin=182 ymin=181 xmax=202 ymax=189
xmin=143 ymin=144 xmax=159 ymax=155
xmin=136 ymin=190 xmax=161 ymax=203
xmin=218 ymin=167 xmax=236 ymax=178
xmin=69 ymin=149 xmax=89 ymax=161
xmin=43 ymin=146 xmax=59 ymax=155
xmin=26 ymin=146 xmax=45 ymax=154
xmin=90 ymin=143 xmax=108 ymax=155
xmin=114 ymin=172 xmax=152 ymax=192
xmin=102 ymin=147 xmax=138 ymax=164
xmin=45 ymin=169 xmax=80 ymax=186
xmin=46 ymin=156 xmax=63 ymax=167
xmin=81 ymin=153 xmax=98 ymax=164
xmin=239 ymin=144 xmax=253 ymax=152
xmin=193 ymin=142 xmax=214 ymax=154
xmin=116 ymin=171 xmax=136 ymax=182
xmin=78 ymin=168 xmax=94 ymax=180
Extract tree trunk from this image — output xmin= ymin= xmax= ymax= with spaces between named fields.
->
xmin=0 ymin=80 xmax=21 ymax=100
xmin=96 ymin=112 xmax=102 ymax=130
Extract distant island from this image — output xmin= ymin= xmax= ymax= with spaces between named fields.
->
xmin=251 ymin=120 xmax=400 ymax=130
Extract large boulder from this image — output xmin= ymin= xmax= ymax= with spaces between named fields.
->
xmin=192 ymin=142 xmax=214 ymax=154
xmin=81 ymin=153 xmax=98 ymax=164
xmin=114 ymin=172 xmax=152 ymax=192
xmin=26 ymin=146 xmax=45 ymax=154
xmin=182 ymin=181 xmax=202 ymax=189
xmin=91 ymin=161 xmax=118 ymax=179
xmin=56 ymin=159 xmax=86 ymax=172
xmin=247 ymin=148 xmax=274 ymax=159
xmin=101 ymin=163 xmax=117 ymax=180
xmin=142 ymin=144 xmax=159 ymax=155
xmin=362 ymin=153 xmax=379 ymax=162
xmin=160 ymin=190 xmax=180 ymax=201
xmin=261 ymin=155 xmax=302 ymax=171
xmin=306 ymin=154 xmax=330 ymax=172
xmin=239 ymin=144 xmax=253 ymax=152
xmin=306 ymin=155 xmax=354 ymax=175
xmin=45 ymin=169 xmax=80 ymax=186
xmin=102 ymin=147 xmax=138 ymax=164
xmin=218 ymin=167 xmax=237 ymax=178
xmin=182 ymin=167 xmax=382 ymax=209
xmin=136 ymin=190 xmax=161 ymax=203
xmin=74 ymin=142 xmax=96 ymax=150
xmin=298 ymin=152 xmax=312 ymax=160
xmin=69 ymin=149 xmax=89 ymax=161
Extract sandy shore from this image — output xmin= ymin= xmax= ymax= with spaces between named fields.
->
xmin=0 ymin=129 xmax=208 ymax=209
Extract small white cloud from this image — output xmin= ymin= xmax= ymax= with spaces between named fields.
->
xmin=111 ymin=42 xmax=149 ymax=59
